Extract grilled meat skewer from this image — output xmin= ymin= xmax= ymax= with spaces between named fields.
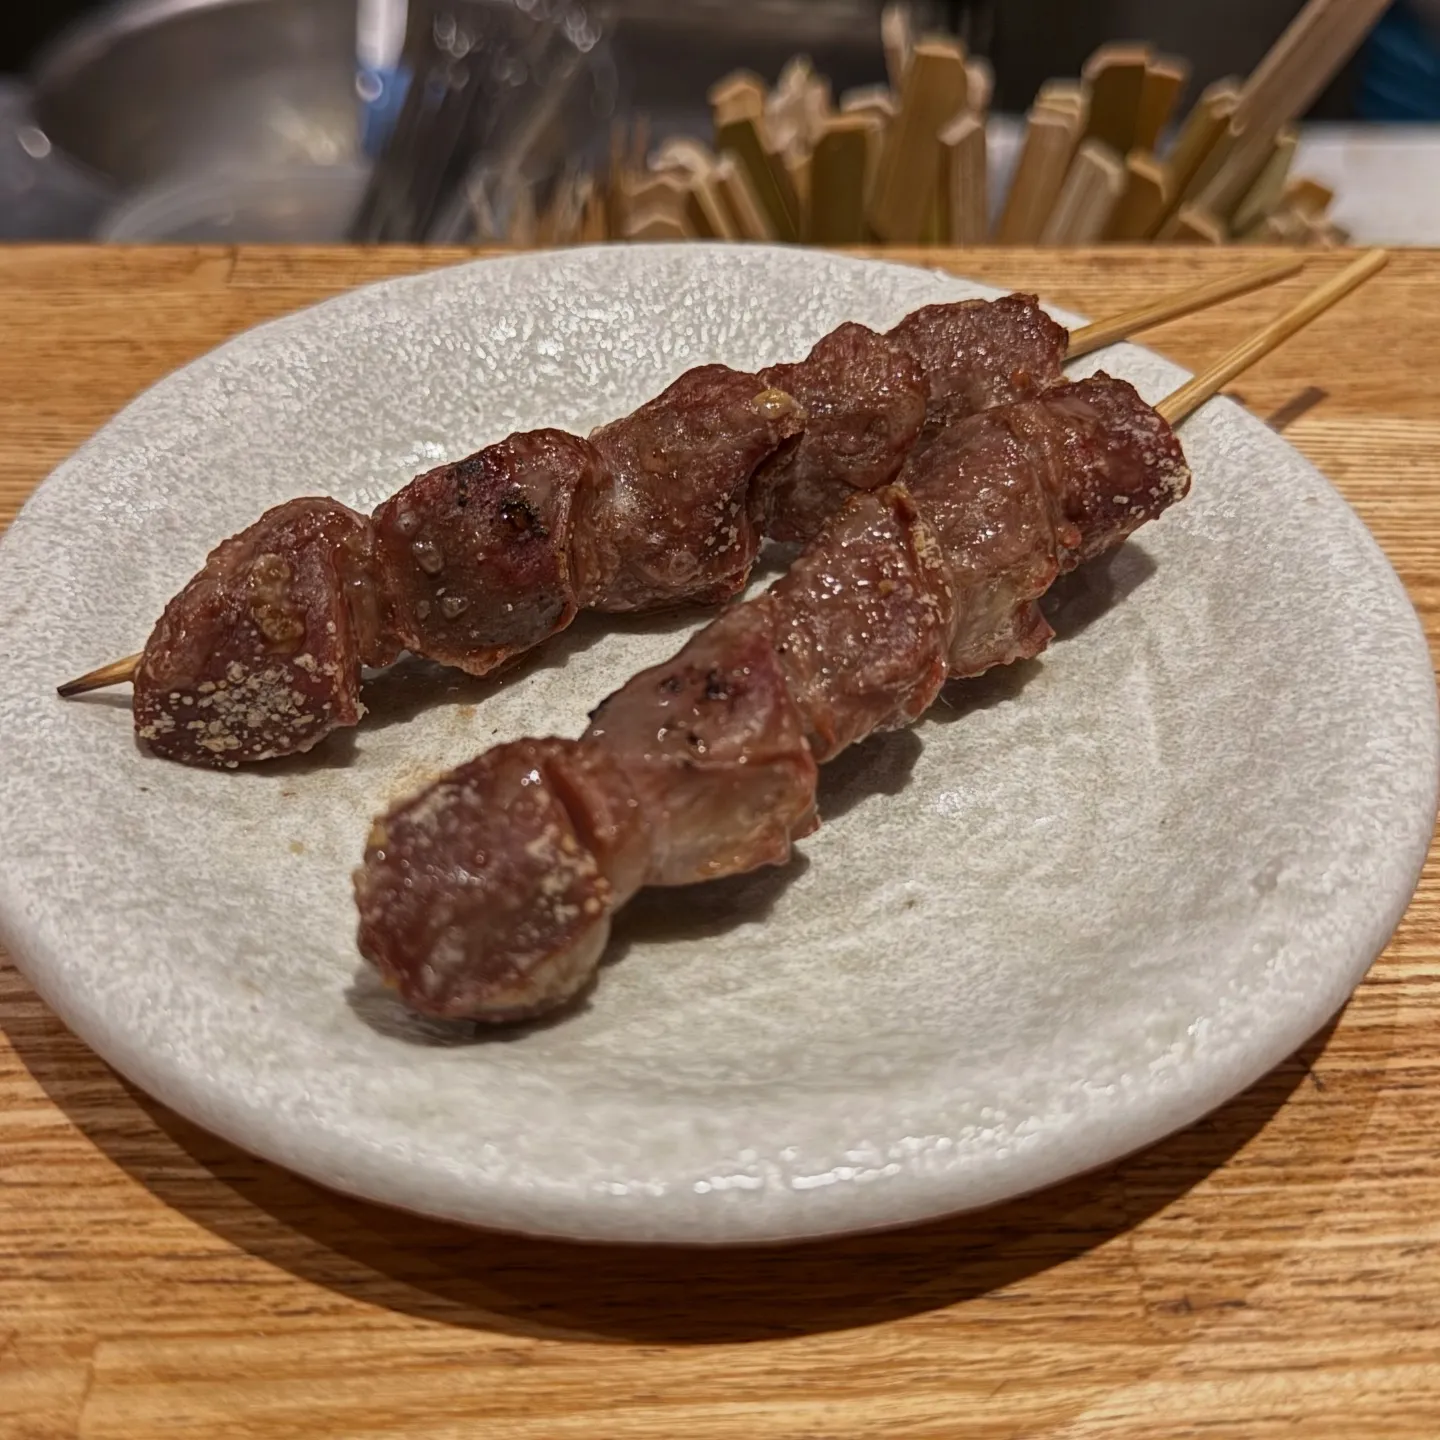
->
xmin=61 ymin=259 xmax=1308 ymax=768
xmin=354 ymin=373 xmax=1191 ymax=1022
xmin=129 ymin=296 xmax=1067 ymax=767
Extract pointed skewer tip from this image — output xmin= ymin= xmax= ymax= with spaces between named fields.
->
xmin=57 ymin=653 xmax=141 ymax=698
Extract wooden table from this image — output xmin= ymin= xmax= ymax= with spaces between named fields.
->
xmin=2 ymin=247 xmax=1438 ymax=1440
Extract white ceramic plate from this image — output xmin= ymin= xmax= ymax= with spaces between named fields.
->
xmin=0 ymin=247 xmax=1434 ymax=1245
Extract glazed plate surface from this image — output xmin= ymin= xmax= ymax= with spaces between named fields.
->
xmin=0 ymin=246 xmax=1433 ymax=1243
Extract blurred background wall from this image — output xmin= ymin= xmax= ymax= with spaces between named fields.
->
xmin=0 ymin=5 xmax=98 ymax=71
xmin=0 ymin=0 xmax=1359 ymax=116
xmin=5 ymin=1 xmax=1433 ymax=244
xmin=969 ymin=0 xmax=1360 ymax=116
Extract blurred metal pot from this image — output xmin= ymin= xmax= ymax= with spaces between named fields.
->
xmin=29 ymin=0 xmax=920 ymax=193
xmin=30 ymin=0 xmax=362 ymax=188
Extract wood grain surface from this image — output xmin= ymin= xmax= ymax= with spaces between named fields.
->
xmin=2 ymin=246 xmax=1438 ymax=1440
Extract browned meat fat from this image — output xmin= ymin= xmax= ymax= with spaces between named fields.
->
xmin=756 ymin=323 xmax=927 ymax=544
xmin=766 ymin=487 xmax=956 ymax=762
xmin=1036 ymin=374 xmax=1192 ymax=564
xmin=134 ymin=498 xmax=397 ymax=767
xmin=373 ymin=429 xmax=600 ymax=676
xmin=901 ymin=373 xmax=1192 ymax=677
xmin=584 ymin=603 xmax=820 ymax=886
xmin=574 ymin=365 xmax=805 ymax=611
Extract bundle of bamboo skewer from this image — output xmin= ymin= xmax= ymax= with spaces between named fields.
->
xmin=481 ymin=0 xmax=1385 ymax=249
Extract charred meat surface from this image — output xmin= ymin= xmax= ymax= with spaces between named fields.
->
xmin=1035 ymin=373 xmax=1192 ymax=565
xmin=134 ymin=498 xmax=397 ymax=768
xmin=767 ymin=487 xmax=955 ymax=762
xmin=900 ymin=373 xmax=1191 ymax=676
xmin=373 ymin=429 xmax=600 ymax=677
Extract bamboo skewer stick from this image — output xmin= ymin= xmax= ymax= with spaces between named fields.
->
xmin=1285 ymin=177 xmax=1336 ymax=217
xmin=1230 ymin=129 xmax=1299 ymax=236
xmin=602 ymin=34 xmax=1372 ymax=255
xmin=685 ymin=171 xmax=736 ymax=240
xmin=1066 ymin=256 xmax=1304 ymax=357
xmin=869 ymin=39 xmax=969 ymax=244
xmin=713 ymin=156 xmax=775 ymax=241
xmin=936 ymin=112 xmax=987 ymax=245
xmin=964 ymin=57 xmax=994 ymax=117
xmin=881 ymin=2 xmax=915 ymax=91
xmin=839 ymin=85 xmax=896 ymax=123
xmin=626 ymin=211 xmax=690 ymax=241
xmin=57 ymin=260 xmax=1316 ymax=699
xmin=1241 ymin=204 xmax=1310 ymax=244
xmin=1082 ymin=43 xmax=1151 ymax=155
xmin=1166 ymin=204 xmax=1227 ymax=244
xmin=1041 ymin=139 xmax=1126 ymax=245
xmin=646 ymin=141 xmax=734 ymax=242
xmin=621 ymin=173 xmax=688 ymax=219
xmin=1183 ymin=123 xmax=1276 ymax=228
xmin=1104 ymin=151 xmax=1170 ymax=241
xmin=1158 ymin=250 xmax=1387 ymax=426
xmin=994 ymin=104 xmax=1083 ymax=243
xmin=707 ymin=72 xmax=765 ymax=124
xmin=838 ymin=87 xmax=896 ymax=213
xmin=802 ymin=77 xmax=834 ymax=151
xmin=785 ymin=151 xmax=812 ymax=220
xmin=1186 ymin=0 xmax=1390 ymax=228
xmin=57 ymin=653 xmax=143 ymax=699
xmin=416 ymin=23 xmax=1377 ymax=256
xmin=1231 ymin=0 xmax=1393 ymax=143
xmin=1163 ymin=78 xmax=1241 ymax=211
xmin=1309 ymin=217 xmax=1350 ymax=248
xmin=808 ymin=115 xmax=880 ymax=244
xmin=1035 ymin=79 xmax=1089 ymax=124
xmin=1133 ymin=56 xmax=1189 ymax=153
xmin=767 ymin=55 xmax=817 ymax=152
xmin=714 ymin=113 xmax=800 ymax=242
xmin=649 ymin=138 xmax=717 ymax=177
